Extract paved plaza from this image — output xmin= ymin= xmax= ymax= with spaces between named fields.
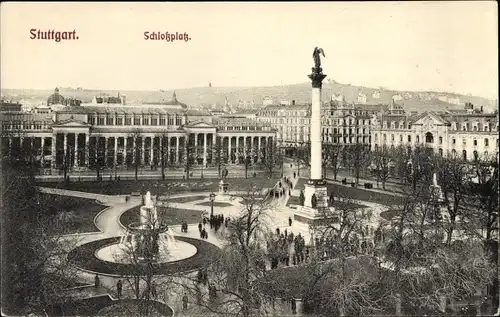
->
xmin=37 ymin=162 xmax=398 ymax=316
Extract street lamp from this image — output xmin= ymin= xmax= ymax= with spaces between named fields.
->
xmin=209 ymin=192 xmax=216 ymax=219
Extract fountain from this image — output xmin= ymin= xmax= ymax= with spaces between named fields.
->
xmin=118 ymin=191 xmax=175 ymax=262
xmin=214 ymin=179 xmax=231 ymax=202
xmin=429 ymin=173 xmax=444 ymax=202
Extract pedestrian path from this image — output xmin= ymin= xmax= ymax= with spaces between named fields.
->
xmin=37 ymin=186 xmax=127 ymax=205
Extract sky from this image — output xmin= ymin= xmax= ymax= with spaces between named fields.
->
xmin=1 ymin=2 xmax=498 ymax=99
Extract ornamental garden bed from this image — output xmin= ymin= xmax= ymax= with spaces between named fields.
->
xmin=40 ymin=193 xmax=107 ymax=235
xmin=120 ymin=206 xmax=204 ymax=227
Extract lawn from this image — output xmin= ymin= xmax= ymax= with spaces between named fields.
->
xmin=37 ymin=177 xmax=281 ymax=196
xmin=287 ymin=195 xmax=364 ymax=211
xmin=120 ymin=206 xmax=204 ymax=227
xmin=168 ymin=195 xmax=207 ymax=203
xmin=327 ymin=183 xmax=403 ymax=206
xmin=40 ymin=193 xmax=107 ymax=235
xmin=196 ymin=201 xmax=233 ymax=208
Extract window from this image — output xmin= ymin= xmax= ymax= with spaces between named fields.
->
xmin=151 ymin=118 xmax=158 ymax=126
xmin=383 ymin=134 xmax=387 ymax=142
xmin=473 ymin=139 xmax=477 ymax=146
xmin=125 ymin=117 xmax=132 ymax=125
xmin=416 ymin=135 xmax=420 ymax=143
xmin=106 ymin=117 xmax=113 ymax=125
xmin=143 ymin=118 xmax=150 ymax=125
xmin=168 ymin=116 xmax=174 ymax=125
xmin=473 ymin=150 xmax=478 ymax=161
xmin=391 ymin=134 xmax=394 ymax=142
xmin=408 ymin=135 xmax=411 ymax=142
xmin=134 ymin=117 xmax=140 ymax=125
xmin=400 ymin=135 xmax=403 ymax=142
xmin=485 ymin=124 xmax=490 ymax=132
xmin=462 ymin=150 xmax=467 ymax=161
xmin=439 ymin=136 xmax=443 ymax=144
xmin=160 ymin=118 xmax=166 ymax=126
xmin=97 ymin=117 xmax=104 ymax=125
xmin=375 ymin=134 xmax=378 ymax=141
xmin=462 ymin=138 xmax=466 ymax=146
xmin=116 ymin=117 xmax=123 ymax=125
xmin=176 ymin=118 xmax=182 ymax=125
xmin=452 ymin=138 xmax=456 ymax=144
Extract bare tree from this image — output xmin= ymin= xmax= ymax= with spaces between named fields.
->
xmin=372 ymin=144 xmax=393 ymax=190
xmin=128 ymin=129 xmax=143 ymax=181
xmin=380 ymin=175 xmax=495 ymax=315
xmin=212 ymin=139 xmax=225 ymax=178
xmin=243 ymin=146 xmax=253 ymax=179
xmin=302 ymin=192 xmax=387 ymax=316
xmin=346 ymin=144 xmax=370 ymax=186
xmin=327 ymin=143 xmax=343 ymax=181
xmin=154 ymin=132 xmax=170 ymax=180
xmin=113 ymin=194 xmax=174 ymax=316
xmin=185 ymin=185 xmax=276 ymax=317
xmin=261 ymin=142 xmax=282 ymax=178
xmin=1 ymin=161 xmax=81 ymax=315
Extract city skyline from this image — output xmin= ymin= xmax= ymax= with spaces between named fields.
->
xmin=1 ymin=2 xmax=498 ymax=100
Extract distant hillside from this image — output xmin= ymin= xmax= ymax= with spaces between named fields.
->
xmin=2 ymin=80 xmax=496 ymax=114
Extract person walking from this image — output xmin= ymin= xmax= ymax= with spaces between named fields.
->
xmin=94 ymin=274 xmax=100 ymax=288
xmin=291 ymin=298 xmax=297 ymax=314
xmin=182 ymin=293 xmax=188 ymax=311
xmin=116 ymin=279 xmax=122 ymax=298
xmin=151 ymin=282 xmax=157 ymax=299
xmin=289 ymin=216 xmax=292 ymax=227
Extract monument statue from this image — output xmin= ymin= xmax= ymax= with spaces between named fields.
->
xmin=311 ymin=193 xmax=317 ymax=209
xmin=312 ymin=47 xmax=326 ymax=70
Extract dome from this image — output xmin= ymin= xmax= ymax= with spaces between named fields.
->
xmin=143 ymin=91 xmax=188 ymax=109
xmin=47 ymin=87 xmax=65 ymax=106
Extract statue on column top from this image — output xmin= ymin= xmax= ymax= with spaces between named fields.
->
xmin=312 ymin=47 xmax=326 ymax=69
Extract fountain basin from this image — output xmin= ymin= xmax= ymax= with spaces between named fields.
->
xmin=68 ymin=236 xmax=221 ymax=276
xmin=96 ymin=240 xmax=198 ymax=264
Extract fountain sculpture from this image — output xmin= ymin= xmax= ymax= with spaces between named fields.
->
xmin=119 ymin=191 xmax=175 ymax=262
xmin=429 ymin=173 xmax=444 ymax=202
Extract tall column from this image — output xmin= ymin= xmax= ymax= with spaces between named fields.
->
xmin=114 ymin=137 xmax=118 ymax=167
xmin=309 ymin=70 xmax=326 ymax=181
xmin=175 ymin=136 xmax=180 ymax=164
xmin=227 ymin=137 xmax=232 ymax=161
xmin=167 ymin=137 xmax=171 ymax=164
xmin=123 ymin=137 xmax=128 ymax=166
xmin=41 ymin=137 xmax=45 ymax=167
xmin=104 ymin=137 xmax=108 ymax=167
xmin=51 ymin=135 xmax=56 ymax=168
xmin=85 ymin=134 xmax=90 ymax=167
xmin=194 ymin=133 xmax=198 ymax=160
xmin=74 ymin=133 xmax=79 ymax=167
xmin=236 ymin=136 xmax=240 ymax=159
xmin=257 ymin=136 xmax=261 ymax=160
xmin=203 ymin=133 xmax=207 ymax=165
xmin=301 ymin=60 xmax=328 ymax=212
xmin=141 ymin=137 xmax=145 ymax=165
xmin=63 ymin=133 xmax=68 ymax=165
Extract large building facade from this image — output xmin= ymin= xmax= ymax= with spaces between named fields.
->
xmin=371 ymin=102 xmax=499 ymax=161
xmin=0 ymin=89 xmax=277 ymax=172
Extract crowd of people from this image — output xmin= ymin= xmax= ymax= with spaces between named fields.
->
xmin=267 ymin=227 xmax=309 ymax=269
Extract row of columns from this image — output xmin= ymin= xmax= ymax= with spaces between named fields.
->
xmin=2 ymin=133 xmax=275 ymax=169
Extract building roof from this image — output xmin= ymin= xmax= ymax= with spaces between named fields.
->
xmin=59 ymin=106 xmax=186 ymax=115
xmin=143 ymin=91 xmax=188 ymax=109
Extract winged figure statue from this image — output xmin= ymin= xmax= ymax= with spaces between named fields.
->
xmin=313 ymin=47 xmax=325 ymax=69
